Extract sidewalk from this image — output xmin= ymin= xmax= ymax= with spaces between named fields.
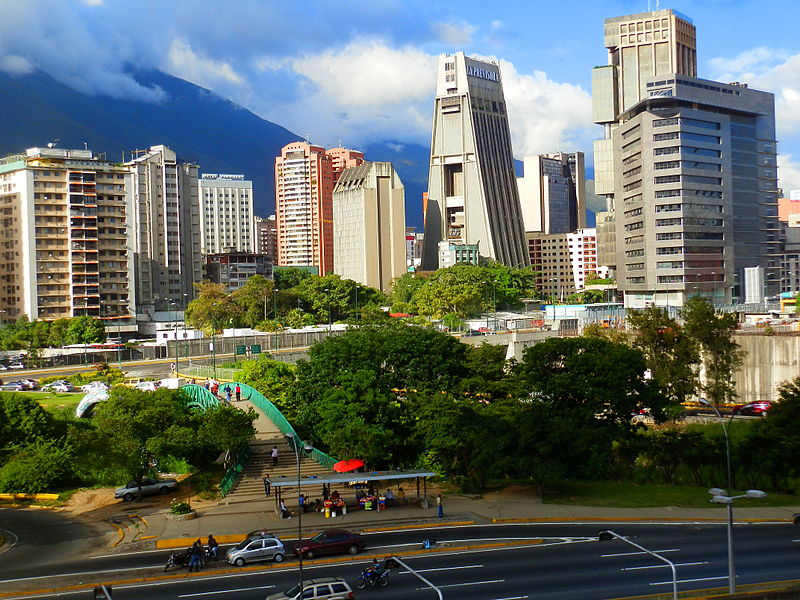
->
xmin=118 ymin=485 xmax=800 ymax=550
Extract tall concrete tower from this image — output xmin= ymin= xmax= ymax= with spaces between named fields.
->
xmin=422 ymin=52 xmax=528 ymax=270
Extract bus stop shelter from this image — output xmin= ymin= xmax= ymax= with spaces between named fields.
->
xmin=265 ymin=469 xmax=437 ymax=514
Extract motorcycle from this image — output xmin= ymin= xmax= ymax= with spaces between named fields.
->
xmin=355 ymin=567 xmax=390 ymax=589
xmin=164 ymin=549 xmax=191 ymax=572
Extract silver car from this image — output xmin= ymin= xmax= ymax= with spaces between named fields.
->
xmin=114 ymin=477 xmax=178 ymax=501
xmin=226 ymin=534 xmax=285 ymax=566
xmin=266 ymin=577 xmax=355 ymax=600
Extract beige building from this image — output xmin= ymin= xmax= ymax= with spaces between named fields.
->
xmin=333 ymin=162 xmax=406 ymax=293
xmin=527 ymin=228 xmax=602 ymax=300
xmin=126 ymin=145 xmax=201 ymax=310
xmin=255 ymin=214 xmax=278 ymax=262
xmin=0 ymin=147 xmax=135 ymax=330
xmin=517 ymin=152 xmax=586 ymax=234
xmin=199 ymin=173 xmax=254 ymax=254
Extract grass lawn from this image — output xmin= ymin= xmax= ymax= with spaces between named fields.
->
xmin=25 ymin=391 xmax=84 ymax=412
xmin=543 ymin=480 xmax=800 ymax=508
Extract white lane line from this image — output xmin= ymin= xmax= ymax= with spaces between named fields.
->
xmin=0 ymin=529 xmax=19 ymax=555
xmin=0 ymin=565 xmax=161 ymax=583
xmin=651 ymin=575 xmax=729 ymax=586
xmin=399 ymin=564 xmax=483 ymax=574
xmin=490 ymin=596 xmax=529 ymax=600
xmin=602 ymin=549 xmax=679 ymax=557
xmin=417 ymin=579 xmax=504 ymax=590
xmin=178 ymin=585 xmax=275 ymax=597
xmin=622 ymin=561 xmax=706 ymax=571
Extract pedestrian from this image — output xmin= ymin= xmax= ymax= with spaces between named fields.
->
xmin=225 ymin=386 xmax=232 ymax=404
xmin=211 ymin=380 xmax=219 ymax=396
xmin=204 ymin=379 xmax=210 ymax=390
xmin=235 ymin=384 xmax=241 ymax=402
xmin=279 ymin=499 xmax=291 ymax=519
xmin=271 ymin=445 xmax=279 ymax=468
xmin=188 ymin=540 xmax=203 ymax=572
xmin=171 ymin=362 xmax=176 ymax=373
xmin=299 ymin=493 xmax=305 ymax=513
xmin=436 ymin=493 xmax=443 ymax=518
xmin=207 ymin=534 xmax=219 ymax=560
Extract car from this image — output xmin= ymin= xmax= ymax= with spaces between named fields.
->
xmin=734 ymin=401 xmax=772 ymax=416
xmin=81 ymin=381 xmax=109 ymax=393
xmin=266 ymin=577 xmax=355 ymax=600
xmin=293 ymin=529 xmax=365 ymax=560
xmin=226 ymin=533 xmax=285 ymax=566
xmin=8 ymin=363 xmax=25 ymax=370
xmin=0 ymin=381 xmax=26 ymax=391
xmin=42 ymin=380 xmax=74 ymax=393
xmin=0 ymin=365 xmax=7 ymax=371
xmin=20 ymin=379 xmax=38 ymax=390
xmin=114 ymin=477 xmax=179 ymax=501
xmin=134 ymin=381 xmax=159 ymax=392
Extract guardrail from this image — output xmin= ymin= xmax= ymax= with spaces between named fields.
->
xmin=220 ymin=446 xmax=251 ymax=497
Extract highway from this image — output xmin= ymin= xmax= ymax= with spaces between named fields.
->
xmin=1 ymin=520 xmax=798 ymax=599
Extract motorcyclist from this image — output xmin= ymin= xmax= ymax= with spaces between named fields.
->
xmin=366 ymin=558 xmax=385 ymax=584
xmin=207 ymin=534 xmax=219 ymax=560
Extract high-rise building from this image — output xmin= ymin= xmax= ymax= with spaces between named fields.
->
xmin=205 ymin=251 xmax=272 ymax=292
xmin=592 ymin=9 xmax=698 ymax=265
xmin=0 ymin=147 xmax=135 ymax=330
xmin=326 ymin=147 xmax=365 ymax=181
xmin=517 ymin=152 xmax=586 ymax=234
xmin=199 ymin=174 xmax=254 ymax=254
xmin=422 ymin=52 xmax=528 ymax=270
xmin=527 ymin=228 xmax=603 ymax=300
xmin=255 ymin=215 xmax=278 ymax=262
xmin=333 ymin=162 xmax=406 ymax=292
xmin=126 ymin=145 xmax=201 ymax=310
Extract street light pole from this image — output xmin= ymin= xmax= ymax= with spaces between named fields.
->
xmin=598 ymin=530 xmax=677 ymax=600
xmin=355 ymin=285 xmax=359 ymax=322
xmin=172 ymin=302 xmax=179 ymax=376
xmin=285 ymin=433 xmax=313 ymax=594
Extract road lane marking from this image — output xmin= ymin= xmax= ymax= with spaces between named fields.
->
xmin=622 ymin=561 xmax=706 ymax=570
xmin=490 ymin=597 xmax=529 ymax=600
xmin=178 ymin=585 xmax=275 ymax=597
xmin=0 ymin=529 xmax=18 ymax=555
xmin=417 ymin=579 xmax=504 ymax=589
xmin=602 ymin=549 xmax=680 ymax=557
xmin=651 ymin=575 xmax=729 ymax=585
xmin=399 ymin=564 xmax=484 ymax=574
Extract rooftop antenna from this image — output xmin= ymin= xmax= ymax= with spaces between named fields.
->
xmin=46 ymin=139 xmax=60 ymax=148
xmin=83 ymin=142 xmax=88 ymax=150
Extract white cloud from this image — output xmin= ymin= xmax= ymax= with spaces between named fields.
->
xmin=779 ymin=154 xmax=800 ymax=197
xmin=708 ymin=47 xmax=790 ymax=81
xmin=386 ymin=142 xmax=405 ymax=153
xmin=168 ymin=38 xmax=245 ymax=87
xmin=499 ymin=60 xmax=595 ymax=157
xmin=0 ymin=54 xmax=34 ymax=75
xmin=430 ymin=20 xmax=477 ymax=45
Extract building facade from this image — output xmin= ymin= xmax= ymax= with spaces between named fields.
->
xmin=126 ymin=145 xmax=202 ymax=311
xmin=0 ymin=147 xmax=135 ymax=330
xmin=422 ymin=52 xmax=528 ymax=270
xmin=527 ymin=228 xmax=601 ymax=300
xmin=204 ymin=252 xmax=272 ymax=292
xmin=255 ymin=214 xmax=278 ymax=262
xmin=517 ymin=152 xmax=587 ymax=234
xmin=199 ymin=174 xmax=254 ymax=254
xmin=326 ymin=147 xmax=365 ymax=181
xmin=332 ymin=162 xmax=406 ymax=293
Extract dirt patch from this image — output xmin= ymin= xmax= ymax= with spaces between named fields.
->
xmin=61 ymin=486 xmax=221 ymax=520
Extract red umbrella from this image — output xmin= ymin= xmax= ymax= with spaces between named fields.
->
xmin=333 ymin=459 xmax=365 ymax=473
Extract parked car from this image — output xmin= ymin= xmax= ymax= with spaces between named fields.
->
xmin=8 ymin=363 xmax=25 ymax=370
xmin=0 ymin=364 xmax=8 ymax=371
xmin=134 ymin=381 xmax=159 ymax=392
xmin=226 ymin=533 xmax=285 ymax=566
xmin=0 ymin=381 xmax=26 ymax=391
xmin=734 ymin=401 xmax=772 ymax=416
xmin=42 ymin=380 xmax=75 ymax=393
xmin=114 ymin=477 xmax=179 ymax=501
xmin=266 ymin=577 xmax=355 ymax=600
xmin=293 ymin=529 xmax=365 ymax=560
xmin=20 ymin=379 xmax=38 ymax=390
xmin=81 ymin=381 xmax=109 ymax=393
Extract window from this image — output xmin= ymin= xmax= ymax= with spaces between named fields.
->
xmin=655 ymin=175 xmax=681 ymax=184
xmin=657 ymin=261 xmax=684 ymax=269
xmin=657 ymin=247 xmax=683 ymax=255
xmin=656 ymin=218 xmax=682 ymax=226
xmin=655 ymin=160 xmax=680 ymax=170
xmin=658 ymin=275 xmax=684 ymax=283
xmin=656 ymin=203 xmax=681 ymax=212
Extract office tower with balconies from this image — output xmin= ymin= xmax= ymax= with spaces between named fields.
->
xmin=422 ymin=52 xmax=528 ymax=270
xmin=613 ymin=77 xmax=780 ymax=307
xmin=333 ymin=162 xmax=406 ymax=292
xmin=517 ymin=152 xmax=587 ymax=235
xmin=0 ymin=147 xmax=135 ymax=330
xmin=126 ymin=145 xmax=201 ymax=310
xmin=327 ymin=147 xmax=365 ymax=181
xmin=592 ymin=9 xmax=697 ymax=272
xmin=199 ymin=174 xmax=254 ymax=254
xmin=255 ymin=214 xmax=278 ymax=262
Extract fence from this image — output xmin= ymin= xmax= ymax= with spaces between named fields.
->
xmin=220 ymin=446 xmax=251 ymax=497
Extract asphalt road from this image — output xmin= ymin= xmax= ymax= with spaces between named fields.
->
xmin=1 ymin=521 xmax=798 ymax=599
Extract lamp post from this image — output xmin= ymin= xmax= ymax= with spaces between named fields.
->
xmin=171 ymin=301 xmax=179 ymax=376
xmin=698 ymin=397 xmax=766 ymax=594
xmin=285 ymin=432 xmax=313 ymax=594
xmin=354 ymin=285 xmax=360 ymax=322
xmin=324 ymin=288 xmax=332 ymax=331
xmin=492 ymin=279 xmax=498 ymax=331
xmin=598 ymin=530 xmax=678 ymax=600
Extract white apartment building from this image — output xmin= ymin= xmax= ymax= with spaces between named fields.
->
xmin=199 ymin=174 xmax=255 ymax=254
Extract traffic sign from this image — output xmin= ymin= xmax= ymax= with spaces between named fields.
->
xmin=235 ymin=345 xmax=247 ymax=355
xmin=250 ymin=344 xmax=261 ymax=355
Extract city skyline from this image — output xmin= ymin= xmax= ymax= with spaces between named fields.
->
xmin=1 ymin=1 xmax=799 ymax=197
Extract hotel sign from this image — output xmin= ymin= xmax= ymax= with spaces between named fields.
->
xmin=466 ymin=65 xmax=499 ymax=82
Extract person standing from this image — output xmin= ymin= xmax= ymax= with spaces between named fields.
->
xmin=188 ymin=540 xmax=203 ymax=572
xmin=235 ymin=384 xmax=241 ymax=402
xmin=271 ymin=445 xmax=279 ymax=468
xmin=225 ymin=387 xmax=232 ymax=404
xmin=299 ymin=493 xmax=305 ymax=513
xmin=436 ymin=493 xmax=443 ymax=518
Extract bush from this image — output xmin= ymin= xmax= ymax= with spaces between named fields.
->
xmin=0 ymin=441 xmax=74 ymax=493
xmin=170 ymin=499 xmax=192 ymax=515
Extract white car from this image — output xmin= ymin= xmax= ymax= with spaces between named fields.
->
xmin=0 ymin=365 xmax=7 ymax=371
xmin=81 ymin=381 xmax=109 ymax=393
xmin=43 ymin=380 xmax=74 ymax=393
xmin=8 ymin=363 xmax=25 ymax=370
xmin=134 ymin=381 xmax=158 ymax=392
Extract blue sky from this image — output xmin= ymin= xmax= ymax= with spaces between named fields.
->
xmin=1 ymin=0 xmax=799 ymax=191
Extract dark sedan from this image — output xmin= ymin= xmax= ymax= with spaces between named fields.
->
xmin=293 ymin=529 xmax=365 ymax=559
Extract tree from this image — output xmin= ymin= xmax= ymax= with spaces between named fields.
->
xmin=390 ymin=273 xmax=427 ymax=308
xmin=413 ymin=265 xmax=489 ymax=318
xmin=274 ymin=267 xmax=312 ymax=290
xmin=626 ymin=306 xmax=700 ymax=407
xmin=238 ymin=356 xmax=297 ymax=416
xmin=232 ymin=275 xmax=274 ymax=327
xmin=682 ymin=296 xmax=744 ymax=407
xmin=483 ymin=261 xmax=537 ymax=309
xmin=0 ymin=440 xmax=74 ymax=493
xmin=285 ymin=308 xmax=315 ymax=329
xmin=185 ymin=282 xmax=242 ymax=335
xmin=295 ymin=275 xmax=383 ymax=323
xmin=65 ymin=316 xmax=106 ymax=345
xmin=0 ymin=394 xmax=53 ymax=455
xmin=195 ymin=404 xmax=258 ymax=469
xmin=456 ymin=343 xmax=515 ymax=401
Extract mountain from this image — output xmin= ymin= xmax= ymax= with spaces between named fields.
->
xmin=0 ymin=69 xmax=434 ymax=229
